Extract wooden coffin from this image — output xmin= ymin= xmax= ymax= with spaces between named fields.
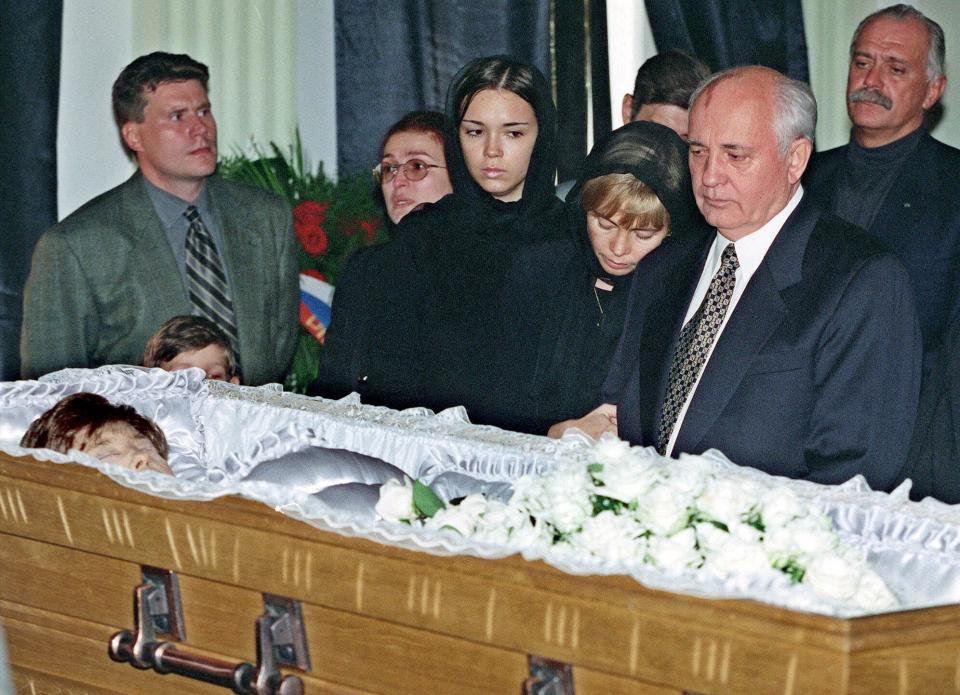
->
xmin=2 ymin=450 xmax=960 ymax=695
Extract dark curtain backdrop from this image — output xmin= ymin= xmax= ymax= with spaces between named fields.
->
xmin=334 ymin=0 xmax=551 ymax=177
xmin=555 ymin=0 xmax=610 ymax=184
xmin=644 ymin=0 xmax=809 ymax=82
xmin=0 ymin=2 xmax=62 ymax=380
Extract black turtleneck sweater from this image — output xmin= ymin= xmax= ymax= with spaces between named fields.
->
xmin=832 ymin=128 xmax=923 ymax=230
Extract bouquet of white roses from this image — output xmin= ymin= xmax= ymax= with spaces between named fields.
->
xmin=376 ymin=438 xmax=898 ymax=612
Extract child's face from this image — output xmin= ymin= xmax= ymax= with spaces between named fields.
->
xmin=160 ymin=344 xmax=239 ymax=383
xmin=78 ymin=423 xmax=173 ymax=476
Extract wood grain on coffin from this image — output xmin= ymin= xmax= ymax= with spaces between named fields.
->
xmin=5 ymin=452 xmax=960 ymax=694
xmin=13 ymin=665 xmax=126 ymax=695
xmin=0 ymin=601 xmax=376 ymax=695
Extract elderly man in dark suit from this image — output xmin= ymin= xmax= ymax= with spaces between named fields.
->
xmin=804 ymin=4 xmax=960 ymax=377
xmin=554 ymin=65 xmax=921 ymax=492
xmin=21 ymin=52 xmax=298 ymax=385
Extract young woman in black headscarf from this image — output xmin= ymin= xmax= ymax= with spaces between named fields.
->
xmin=482 ymin=120 xmax=706 ymax=434
xmin=386 ymin=55 xmax=566 ymax=414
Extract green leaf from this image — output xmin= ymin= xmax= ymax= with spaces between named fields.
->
xmin=591 ymin=494 xmax=625 ymax=515
xmin=412 ymin=480 xmax=445 ymax=518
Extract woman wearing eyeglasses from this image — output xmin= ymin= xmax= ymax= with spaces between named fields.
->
xmin=375 ymin=111 xmax=452 ymax=225
xmin=315 ymin=56 xmax=564 ymax=413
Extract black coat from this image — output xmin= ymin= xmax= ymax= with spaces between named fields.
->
xmin=315 ymin=56 xmax=564 ymax=413
xmin=804 ymin=129 xmax=960 ymax=376
xmin=485 ymin=121 xmax=703 ymax=434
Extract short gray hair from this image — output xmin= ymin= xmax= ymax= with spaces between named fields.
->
xmin=689 ymin=66 xmax=817 ymax=155
xmin=851 ymin=4 xmax=945 ymax=81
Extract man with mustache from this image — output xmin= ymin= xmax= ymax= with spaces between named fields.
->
xmin=21 ymin=52 xmax=299 ymax=385
xmin=557 ymin=65 xmax=921 ymax=491
xmin=805 ymin=4 xmax=959 ymax=377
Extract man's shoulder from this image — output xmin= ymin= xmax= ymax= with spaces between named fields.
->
xmin=805 ymin=208 xmax=905 ymax=279
xmin=916 ymin=132 xmax=960 ymax=178
xmin=41 ymin=173 xmax=145 ymax=244
xmin=804 ymin=144 xmax=847 ymax=185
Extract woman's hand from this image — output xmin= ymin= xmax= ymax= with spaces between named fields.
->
xmin=547 ymin=403 xmax=618 ymax=439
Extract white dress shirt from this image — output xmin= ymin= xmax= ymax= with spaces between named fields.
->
xmin=665 ymin=186 xmax=805 ymax=455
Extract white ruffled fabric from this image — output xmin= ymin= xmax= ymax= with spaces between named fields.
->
xmin=3 ymin=365 xmax=960 ymax=618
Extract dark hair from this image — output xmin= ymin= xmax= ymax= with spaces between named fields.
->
xmin=380 ymin=110 xmax=447 ymax=159
xmin=851 ymin=4 xmax=945 ymax=81
xmin=451 ymin=56 xmax=541 ymax=123
xmin=20 ymin=392 xmax=169 ymax=460
xmin=630 ymin=51 xmax=711 ymax=119
xmin=112 ymin=51 xmax=210 ymax=129
xmin=143 ymin=315 xmax=239 ymax=379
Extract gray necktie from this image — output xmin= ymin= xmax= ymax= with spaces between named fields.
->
xmin=656 ymin=243 xmax=739 ymax=455
xmin=184 ymin=206 xmax=238 ymax=346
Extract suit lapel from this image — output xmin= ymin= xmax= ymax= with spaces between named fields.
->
xmin=672 ymin=195 xmax=817 ymax=453
xmin=206 ymin=177 xmax=264 ymax=351
xmin=117 ymin=173 xmax=188 ymax=304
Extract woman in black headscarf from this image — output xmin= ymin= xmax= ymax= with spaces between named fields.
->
xmin=388 ymin=55 xmax=566 ymax=413
xmin=483 ymin=120 xmax=705 ymax=434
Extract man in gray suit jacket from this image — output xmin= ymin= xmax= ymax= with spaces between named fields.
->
xmin=21 ymin=52 xmax=298 ymax=385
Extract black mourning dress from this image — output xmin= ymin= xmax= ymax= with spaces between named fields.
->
xmin=379 ymin=57 xmax=566 ymax=414
xmin=485 ymin=121 xmax=704 ymax=434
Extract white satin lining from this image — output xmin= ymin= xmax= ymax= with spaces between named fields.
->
xmin=2 ymin=364 xmax=959 ymax=618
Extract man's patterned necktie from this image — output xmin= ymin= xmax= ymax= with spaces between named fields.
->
xmin=656 ymin=243 xmax=739 ymax=455
xmin=184 ymin=206 xmax=238 ymax=346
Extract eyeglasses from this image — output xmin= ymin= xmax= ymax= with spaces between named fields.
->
xmin=372 ymin=159 xmax=446 ymax=184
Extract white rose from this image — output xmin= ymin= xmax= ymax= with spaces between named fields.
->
xmin=759 ymin=487 xmax=806 ymax=528
xmin=702 ymin=535 xmax=771 ymax=579
xmin=424 ymin=506 xmax=476 ymax=535
xmin=637 ymin=483 xmax=692 ymax=535
xmin=473 ymin=502 xmax=538 ymax=548
xmin=423 ymin=493 xmax=488 ymax=536
xmin=854 ymin=570 xmax=899 ymax=611
xmin=646 ymin=527 xmax=702 ymax=570
xmin=786 ymin=515 xmax=838 ymax=556
xmin=696 ymin=478 xmax=754 ymax=526
xmin=694 ymin=522 xmax=731 ymax=554
xmin=663 ymin=463 xmax=707 ymax=498
xmin=509 ymin=474 xmax=545 ymax=513
xmin=574 ymin=511 xmax=646 ymax=565
xmin=727 ymin=519 xmax=763 ymax=545
xmin=592 ymin=435 xmax=634 ymax=466
xmin=762 ymin=524 xmax=800 ymax=557
xmin=375 ymin=477 xmax=416 ymax=523
xmin=803 ymin=554 xmax=862 ymax=602
xmin=541 ymin=464 xmax=593 ymax=534
xmin=595 ymin=456 xmax=662 ymax=504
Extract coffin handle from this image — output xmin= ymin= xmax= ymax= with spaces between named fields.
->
xmin=108 ymin=584 xmax=304 ymax=695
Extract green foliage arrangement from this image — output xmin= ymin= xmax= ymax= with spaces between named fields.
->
xmin=219 ymin=132 xmax=387 ymax=392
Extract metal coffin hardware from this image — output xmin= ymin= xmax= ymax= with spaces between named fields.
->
xmin=108 ymin=570 xmax=308 ymax=695
xmin=523 ymin=654 xmax=575 ymax=695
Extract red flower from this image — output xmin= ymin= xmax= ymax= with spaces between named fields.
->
xmin=294 ymin=200 xmax=330 ymax=256
xmin=302 ymin=269 xmax=328 ymax=283
xmin=359 ymin=218 xmax=380 ymax=244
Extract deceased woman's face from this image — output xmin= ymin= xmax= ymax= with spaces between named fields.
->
xmin=459 ymin=89 xmax=538 ymax=202
xmin=380 ymin=130 xmax=452 ymax=224
xmin=587 ymin=210 xmax=669 ymax=276
xmin=78 ymin=423 xmax=173 ymax=476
